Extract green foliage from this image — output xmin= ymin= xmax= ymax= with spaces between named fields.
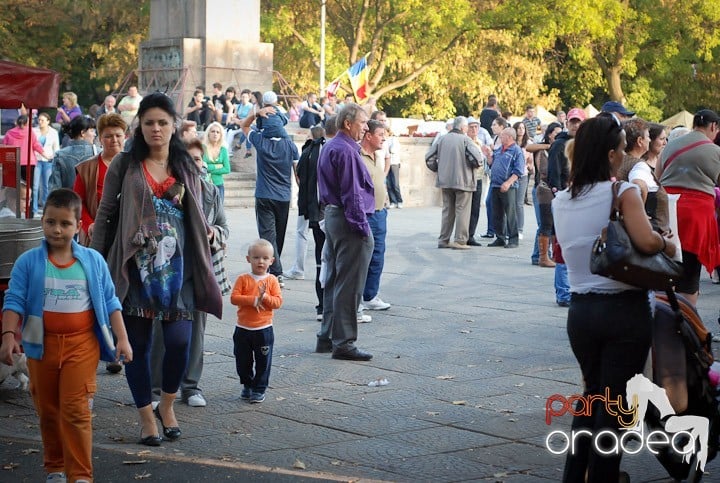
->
xmin=0 ymin=0 xmax=149 ymax=109
xmin=491 ymin=0 xmax=720 ymax=117
xmin=1 ymin=0 xmax=719 ymax=120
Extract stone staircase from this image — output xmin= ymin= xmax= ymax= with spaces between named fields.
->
xmin=222 ymin=171 xmax=256 ymax=208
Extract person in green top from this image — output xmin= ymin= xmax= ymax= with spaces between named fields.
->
xmin=202 ymin=121 xmax=231 ymax=202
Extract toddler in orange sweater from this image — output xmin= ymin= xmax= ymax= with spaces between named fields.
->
xmin=230 ymin=239 xmax=283 ymax=403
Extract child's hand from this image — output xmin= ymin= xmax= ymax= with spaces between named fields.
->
xmin=0 ymin=335 xmax=20 ymax=365
xmin=255 ymin=283 xmax=267 ymax=310
xmin=116 ymin=339 xmax=133 ymax=364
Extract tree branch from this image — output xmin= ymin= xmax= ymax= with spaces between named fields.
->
xmin=288 ymin=25 xmax=321 ymax=70
xmin=350 ymin=0 xmax=370 ymax=63
xmin=372 ymin=30 xmax=469 ymax=99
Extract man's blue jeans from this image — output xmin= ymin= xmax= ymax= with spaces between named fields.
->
xmin=363 ymin=208 xmax=387 ymax=302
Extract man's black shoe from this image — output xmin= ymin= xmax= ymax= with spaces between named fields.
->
xmin=504 ymin=243 xmax=519 ymax=248
xmin=487 ymin=239 xmax=506 ymax=247
xmin=466 ymin=239 xmax=482 ymax=247
xmin=480 ymin=233 xmax=495 ymax=239
xmin=315 ymin=339 xmax=333 ymax=353
xmin=332 ymin=348 xmax=373 ymax=361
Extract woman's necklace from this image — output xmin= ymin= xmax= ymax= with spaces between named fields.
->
xmin=146 ymin=158 xmax=168 ymax=168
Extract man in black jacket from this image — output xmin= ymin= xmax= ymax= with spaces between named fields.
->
xmin=296 ymin=121 xmax=334 ymax=320
xmin=546 ymin=107 xmax=585 ymax=307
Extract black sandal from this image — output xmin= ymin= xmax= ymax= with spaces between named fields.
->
xmin=154 ymin=405 xmax=182 ymax=440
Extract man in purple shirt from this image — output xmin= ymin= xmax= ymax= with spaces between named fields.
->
xmin=315 ymin=103 xmax=375 ymax=361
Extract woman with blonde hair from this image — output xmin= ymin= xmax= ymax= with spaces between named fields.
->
xmin=202 ymin=121 xmax=230 ymax=202
xmin=56 ymin=92 xmax=82 ymax=128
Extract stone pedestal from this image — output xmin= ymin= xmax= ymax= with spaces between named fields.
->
xmin=139 ymin=0 xmax=273 ymax=111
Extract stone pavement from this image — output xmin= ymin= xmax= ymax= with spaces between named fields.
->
xmin=2 ymin=206 xmax=720 ymax=482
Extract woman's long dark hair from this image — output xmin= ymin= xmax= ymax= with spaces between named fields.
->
xmin=129 ymin=92 xmax=194 ymax=179
xmin=569 ymin=113 xmax=625 ymax=199
xmin=543 ymin=122 xmax=562 ymax=144
xmin=512 ymin=121 xmax=530 ymax=148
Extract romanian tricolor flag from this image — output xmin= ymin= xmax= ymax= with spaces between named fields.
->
xmin=347 ymin=56 xmax=369 ymax=103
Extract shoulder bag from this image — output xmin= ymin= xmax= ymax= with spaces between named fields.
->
xmin=425 ymin=143 xmax=439 ymax=172
xmin=589 ymin=181 xmax=682 ymax=290
xmin=465 ymin=139 xmax=482 ymax=169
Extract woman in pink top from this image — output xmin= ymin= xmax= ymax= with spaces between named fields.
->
xmin=2 ymin=114 xmax=44 ymax=215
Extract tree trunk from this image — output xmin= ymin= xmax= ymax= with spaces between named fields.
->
xmin=606 ymin=66 xmax=625 ymax=104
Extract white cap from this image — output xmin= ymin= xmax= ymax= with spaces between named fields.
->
xmin=262 ymin=91 xmax=278 ymax=105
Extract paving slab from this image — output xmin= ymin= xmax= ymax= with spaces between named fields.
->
xmin=1 ymin=205 xmax=717 ymax=482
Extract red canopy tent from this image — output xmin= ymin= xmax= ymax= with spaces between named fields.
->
xmin=0 ymin=60 xmax=61 ymax=217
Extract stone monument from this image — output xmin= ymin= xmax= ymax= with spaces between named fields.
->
xmin=139 ymin=0 xmax=273 ymax=111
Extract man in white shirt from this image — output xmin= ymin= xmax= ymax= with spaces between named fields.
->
xmin=118 ymin=86 xmax=142 ymax=125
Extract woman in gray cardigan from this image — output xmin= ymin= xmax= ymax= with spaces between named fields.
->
xmin=91 ymin=93 xmax=222 ymax=446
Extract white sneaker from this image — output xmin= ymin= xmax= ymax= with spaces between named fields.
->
xmin=187 ymin=394 xmax=207 ymax=407
xmin=362 ymin=296 xmax=391 ymax=311
xmin=357 ymin=312 xmax=372 ymax=323
xmin=47 ymin=473 xmax=66 ymax=483
xmin=283 ymin=271 xmax=305 ymax=280
xmin=276 ymin=275 xmax=285 ymax=288
xmin=397 ymin=203 xmax=403 ymax=209
xmin=518 ymin=232 xmax=524 ymax=240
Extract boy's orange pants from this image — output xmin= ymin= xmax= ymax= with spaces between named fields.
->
xmin=28 ymin=329 xmax=99 ymax=482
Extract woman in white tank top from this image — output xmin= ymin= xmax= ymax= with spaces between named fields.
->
xmin=552 ymin=113 xmax=676 ymax=482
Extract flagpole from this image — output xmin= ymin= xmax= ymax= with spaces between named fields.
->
xmin=319 ymin=0 xmax=326 ymax=94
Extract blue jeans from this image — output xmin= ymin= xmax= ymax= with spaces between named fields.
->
xmin=216 ymin=184 xmax=225 ymax=204
xmin=485 ymin=187 xmax=494 ymax=235
xmin=238 ymin=131 xmax=252 ymax=150
xmin=363 ymin=209 xmax=387 ymax=302
xmin=531 ymin=187 xmax=540 ymax=263
xmin=33 ymin=160 xmax=52 ymax=213
xmin=233 ymin=326 xmax=274 ymax=393
xmin=124 ymin=315 xmax=192 ymax=408
xmin=515 ymin=175 xmax=529 ymax=234
xmin=386 ymin=165 xmax=403 ymax=204
xmin=555 ymin=263 xmax=570 ymax=303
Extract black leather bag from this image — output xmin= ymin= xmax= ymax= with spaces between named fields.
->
xmin=465 ymin=146 xmax=481 ymax=169
xmin=590 ymin=182 xmax=682 ymax=290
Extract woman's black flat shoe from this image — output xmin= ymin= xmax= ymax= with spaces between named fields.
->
xmin=154 ymin=405 xmax=182 ymax=440
xmin=139 ymin=433 xmax=162 ymax=446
